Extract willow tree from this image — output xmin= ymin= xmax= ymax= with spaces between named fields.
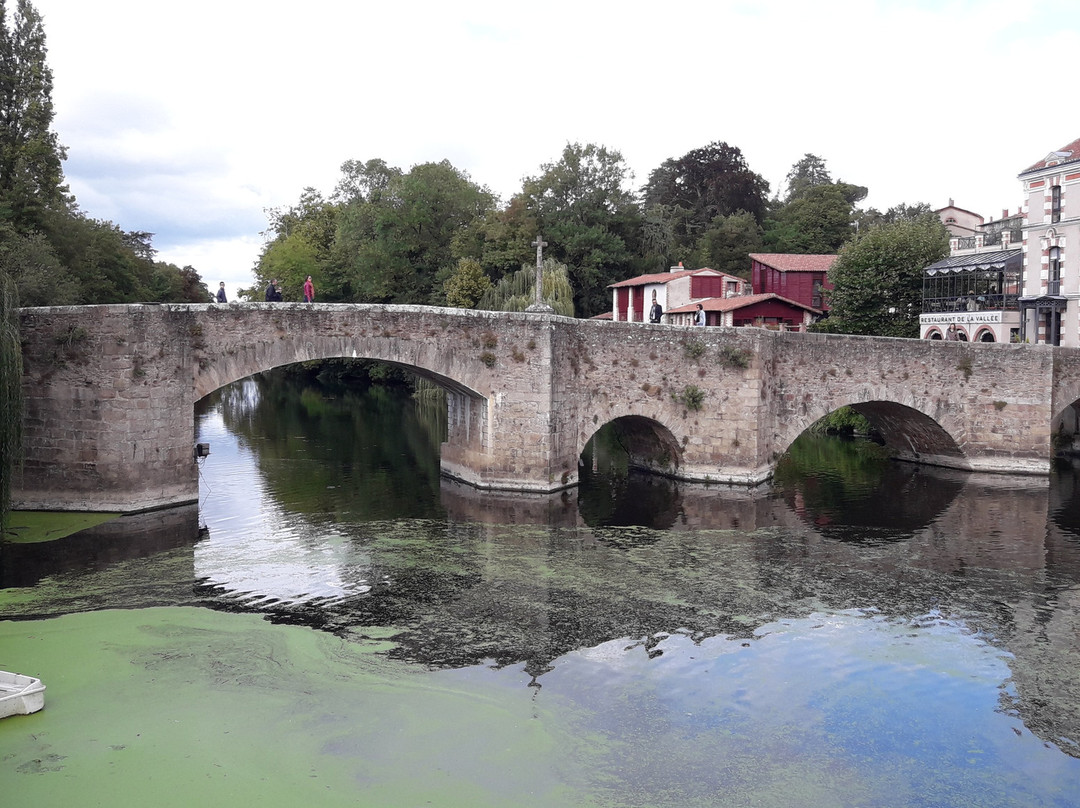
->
xmin=476 ymin=258 xmax=575 ymax=317
xmin=0 ymin=271 xmax=21 ymax=528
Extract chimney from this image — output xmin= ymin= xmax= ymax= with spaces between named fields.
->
xmin=1003 ymin=209 xmax=1008 ymax=220
xmin=670 ymin=261 xmax=684 ymax=273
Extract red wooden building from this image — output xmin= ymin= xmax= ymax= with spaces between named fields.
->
xmin=750 ymin=253 xmax=837 ymax=311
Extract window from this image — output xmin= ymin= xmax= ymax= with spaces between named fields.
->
xmin=1050 ymin=246 xmax=1062 ymax=295
xmin=1052 ymin=185 xmax=1062 ymax=223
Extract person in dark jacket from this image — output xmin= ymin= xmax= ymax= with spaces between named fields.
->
xmin=648 ymin=291 xmax=662 ymax=323
xmin=216 ymin=282 xmax=227 ymax=303
xmin=265 ymin=280 xmax=282 ymax=302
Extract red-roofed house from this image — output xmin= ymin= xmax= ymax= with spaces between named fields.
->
xmin=607 ymin=264 xmax=749 ymax=322
xmin=666 ymin=293 xmax=821 ymax=329
xmin=749 ymin=253 xmax=837 ymax=311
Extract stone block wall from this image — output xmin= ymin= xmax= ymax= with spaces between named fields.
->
xmin=14 ymin=304 xmax=1072 ymax=512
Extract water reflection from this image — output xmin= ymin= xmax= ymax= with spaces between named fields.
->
xmin=3 ymin=372 xmax=1080 ymax=790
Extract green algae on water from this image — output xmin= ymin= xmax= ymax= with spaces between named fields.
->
xmin=0 ymin=607 xmax=579 ymax=808
xmin=2 ymin=511 xmax=119 ymax=544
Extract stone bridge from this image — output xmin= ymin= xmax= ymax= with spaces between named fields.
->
xmin=13 ymin=303 xmax=1080 ymax=512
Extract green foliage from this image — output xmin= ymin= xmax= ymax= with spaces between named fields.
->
xmin=782 ymin=153 xmax=833 ymax=202
xmin=808 ymin=406 xmax=872 ymax=436
xmin=0 ymin=2 xmax=208 ymax=306
xmin=0 ymin=271 xmax=21 ymax=528
xmin=476 ymin=258 xmax=575 ymax=317
xmin=643 ymin=141 xmax=770 ymax=261
xmin=855 ymin=202 xmax=934 ymax=231
xmin=452 ymin=195 xmax=537 ymax=279
xmin=276 ymin=160 xmax=497 ymax=306
xmin=674 ymin=384 xmax=705 ymax=411
xmin=816 ymin=214 xmax=950 ymax=338
xmin=764 ymin=184 xmax=860 ymax=254
xmin=0 ymin=0 xmax=68 ymax=233
xmin=520 ymin=142 xmax=643 ymax=316
xmin=443 ymin=258 xmax=491 ymax=308
xmin=479 ymin=351 xmax=495 ymax=367
xmin=682 ymin=338 xmax=706 ymax=360
xmin=765 ymin=155 xmax=867 ymax=254
xmin=717 ymin=344 xmax=751 ymax=369
xmin=689 ymin=210 xmax=763 ymax=276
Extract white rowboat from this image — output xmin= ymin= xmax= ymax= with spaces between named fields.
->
xmin=0 ymin=671 xmax=46 ymax=718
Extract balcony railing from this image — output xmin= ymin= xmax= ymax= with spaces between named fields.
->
xmin=922 ymin=294 xmax=1019 ymax=313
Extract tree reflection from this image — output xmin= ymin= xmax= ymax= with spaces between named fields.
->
xmin=774 ymin=433 xmax=964 ymax=540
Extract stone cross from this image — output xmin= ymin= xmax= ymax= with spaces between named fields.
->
xmin=527 ymin=235 xmax=554 ymax=312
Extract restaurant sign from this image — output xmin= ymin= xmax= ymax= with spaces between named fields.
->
xmin=920 ymin=311 xmax=1004 ymax=325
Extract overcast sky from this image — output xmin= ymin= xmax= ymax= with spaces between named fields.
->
xmin=31 ymin=0 xmax=1080 ymax=299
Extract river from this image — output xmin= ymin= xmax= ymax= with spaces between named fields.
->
xmin=2 ymin=370 xmax=1079 ymax=807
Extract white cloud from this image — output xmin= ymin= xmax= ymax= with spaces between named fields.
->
xmin=29 ymin=0 xmax=1080 ymax=292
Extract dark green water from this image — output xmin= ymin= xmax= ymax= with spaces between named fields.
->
xmin=3 ymin=371 xmax=1080 ymax=807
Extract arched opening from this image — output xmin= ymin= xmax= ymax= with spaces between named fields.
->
xmin=778 ymin=401 xmax=967 ymax=475
xmin=580 ymin=415 xmax=682 ymax=477
xmin=1052 ymin=400 xmax=1080 ymax=458
xmin=976 ymin=328 xmax=996 ymax=342
xmin=577 ymin=416 xmax=683 ymax=528
xmin=774 ymin=403 xmax=968 ymax=539
xmin=193 ymin=359 xmax=486 ymax=526
xmin=928 ymin=329 xmax=944 ymax=340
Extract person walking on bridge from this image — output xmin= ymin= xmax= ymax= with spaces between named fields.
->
xmin=303 ymin=275 xmax=315 ymax=303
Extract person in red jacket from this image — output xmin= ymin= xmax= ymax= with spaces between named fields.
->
xmin=303 ymin=275 xmax=315 ymax=303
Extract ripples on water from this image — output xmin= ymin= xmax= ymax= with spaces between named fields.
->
xmin=3 ymin=376 xmax=1080 ymax=806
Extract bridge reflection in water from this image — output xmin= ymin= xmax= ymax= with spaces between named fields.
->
xmin=3 ymin=434 xmax=1079 ymax=766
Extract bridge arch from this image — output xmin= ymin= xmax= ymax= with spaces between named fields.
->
xmin=775 ymin=400 xmax=967 ymax=471
xmin=580 ymin=415 xmax=683 ymax=477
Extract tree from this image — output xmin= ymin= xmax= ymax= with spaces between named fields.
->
xmin=0 ymin=0 xmax=68 ymax=232
xmin=443 ymin=257 xmax=490 ymax=308
xmin=689 ymin=211 xmax=763 ymax=277
xmin=782 ymin=153 xmax=832 ymax=202
xmin=331 ymin=158 xmax=401 ymax=205
xmin=450 ymin=195 xmax=537 ymax=280
xmin=330 ymin=160 xmax=495 ymax=305
xmin=855 ymin=202 xmax=934 ymax=231
xmin=521 ymin=142 xmax=642 ymax=316
xmin=476 ymin=258 xmax=575 ymax=317
xmin=256 ymin=188 xmax=339 ymax=300
xmin=642 ymin=141 xmax=770 ymax=259
xmin=764 ymin=184 xmax=861 ymax=254
xmin=0 ymin=2 xmax=207 ymax=307
xmin=818 ymin=214 xmax=949 ymax=338
xmin=765 ymin=154 xmax=868 ymax=254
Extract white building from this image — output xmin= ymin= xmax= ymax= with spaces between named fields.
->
xmin=1018 ymin=137 xmax=1080 ymax=346
xmin=921 ymin=135 xmax=1080 ymax=345
xmin=607 ymin=264 xmax=748 ymax=323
